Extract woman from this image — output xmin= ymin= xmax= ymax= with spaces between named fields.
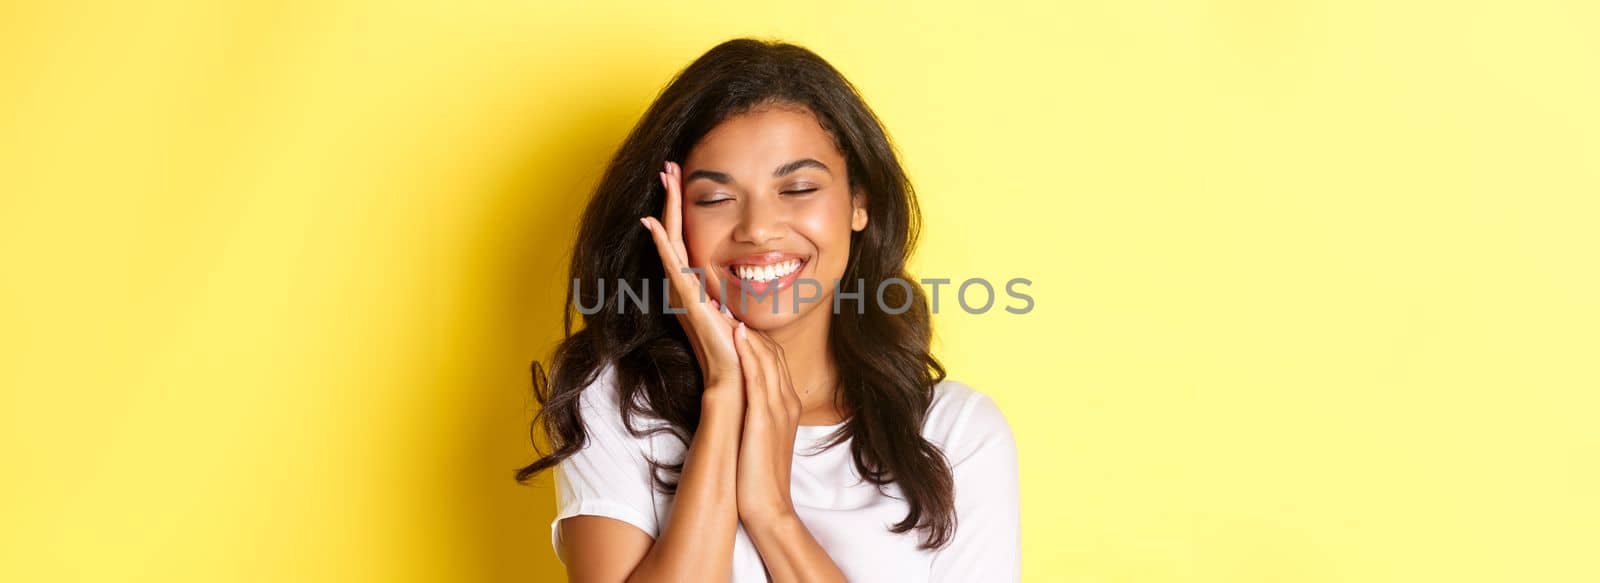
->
xmin=516 ymin=38 xmax=1019 ymax=582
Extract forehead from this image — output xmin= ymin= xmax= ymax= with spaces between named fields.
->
xmin=685 ymin=106 xmax=844 ymax=171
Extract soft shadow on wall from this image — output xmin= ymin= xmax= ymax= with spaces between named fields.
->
xmin=452 ymin=80 xmax=653 ymax=581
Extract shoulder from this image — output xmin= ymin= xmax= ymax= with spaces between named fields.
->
xmin=572 ymin=362 xmax=664 ymax=440
xmin=923 ymin=379 xmax=1016 ymax=462
xmin=574 ymin=361 xmax=621 ymax=411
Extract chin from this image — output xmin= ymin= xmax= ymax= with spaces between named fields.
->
xmin=730 ymin=305 xmax=799 ymax=331
xmin=732 ymin=295 xmax=831 ymax=331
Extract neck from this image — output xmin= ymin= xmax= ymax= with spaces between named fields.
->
xmin=764 ymin=308 xmax=845 ymax=426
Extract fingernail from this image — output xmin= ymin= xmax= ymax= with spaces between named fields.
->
xmin=639 ymin=217 xmax=649 ymax=229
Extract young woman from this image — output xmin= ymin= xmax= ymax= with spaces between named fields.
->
xmin=516 ymin=38 xmax=1020 ymax=582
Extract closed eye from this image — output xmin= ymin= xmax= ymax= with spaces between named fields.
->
xmin=781 ymin=188 xmax=819 ymax=196
xmin=694 ymin=197 xmax=734 ymax=207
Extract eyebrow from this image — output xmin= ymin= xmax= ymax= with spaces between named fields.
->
xmin=773 ymin=158 xmax=832 ymax=178
xmin=684 ymin=158 xmax=833 ymax=186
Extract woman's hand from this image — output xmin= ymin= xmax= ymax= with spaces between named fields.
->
xmin=732 ymin=322 xmax=804 ymax=527
xmin=641 ymin=160 xmax=744 ymax=398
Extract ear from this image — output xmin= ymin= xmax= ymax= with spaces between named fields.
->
xmin=850 ymin=190 xmax=869 ymax=232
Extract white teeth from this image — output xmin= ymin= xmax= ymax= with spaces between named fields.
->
xmin=732 ymin=259 xmax=801 ymax=282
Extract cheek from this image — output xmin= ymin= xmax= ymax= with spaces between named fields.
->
xmin=791 ymin=205 xmax=855 ymax=277
xmin=791 ymin=200 xmax=855 ymax=250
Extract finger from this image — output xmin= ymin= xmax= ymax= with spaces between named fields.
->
xmin=743 ymin=329 xmax=784 ymax=415
xmin=767 ymin=334 xmax=801 ymax=411
xmin=760 ymin=334 xmax=789 ymax=415
xmin=660 ymin=162 xmax=686 ymax=263
xmin=642 ymin=217 xmax=703 ymax=312
xmin=710 ymin=297 xmax=739 ymax=325
xmin=734 ymin=323 xmax=764 ymax=409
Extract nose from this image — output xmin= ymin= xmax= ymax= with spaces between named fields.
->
xmin=733 ymin=194 xmax=786 ymax=246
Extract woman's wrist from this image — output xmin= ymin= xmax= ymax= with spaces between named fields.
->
xmin=701 ymin=381 xmax=744 ymax=410
xmin=744 ymin=510 xmax=804 ymax=543
xmin=740 ymin=504 xmax=799 ymax=532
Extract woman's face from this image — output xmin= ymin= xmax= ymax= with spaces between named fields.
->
xmin=681 ymin=105 xmax=868 ymax=332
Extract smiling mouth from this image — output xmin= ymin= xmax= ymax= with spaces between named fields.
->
xmin=719 ymin=255 xmax=810 ymax=298
xmin=729 ymin=258 xmax=803 ymax=282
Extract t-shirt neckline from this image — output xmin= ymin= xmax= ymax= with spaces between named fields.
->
xmin=795 ymin=418 xmax=850 ymax=441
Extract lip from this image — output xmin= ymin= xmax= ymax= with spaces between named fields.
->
xmin=719 ymin=251 xmax=810 ymax=299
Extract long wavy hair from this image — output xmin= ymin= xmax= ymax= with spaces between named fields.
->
xmin=515 ymin=37 xmax=954 ymax=549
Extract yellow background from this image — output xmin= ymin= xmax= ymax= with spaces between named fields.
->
xmin=3 ymin=1 xmax=1597 ymax=581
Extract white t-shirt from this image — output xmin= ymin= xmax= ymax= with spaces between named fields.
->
xmin=549 ymin=363 xmax=1021 ymax=582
